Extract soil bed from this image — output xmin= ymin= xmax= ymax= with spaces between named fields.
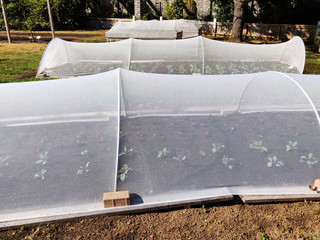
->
xmin=1 ymin=201 xmax=320 ymax=239
xmin=43 ymin=61 xmax=299 ymax=78
xmin=0 ymin=121 xmax=116 ymax=215
xmin=117 ymin=112 xmax=320 ymax=199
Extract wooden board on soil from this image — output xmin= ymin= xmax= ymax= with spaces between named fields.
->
xmin=240 ymin=194 xmax=320 ymax=203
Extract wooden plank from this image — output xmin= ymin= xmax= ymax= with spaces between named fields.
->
xmin=240 ymin=194 xmax=320 ymax=204
xmin=103 ymin=191 xmax=130 ymax=208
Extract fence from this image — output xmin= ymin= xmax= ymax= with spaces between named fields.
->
xmin=89 ymin=18 xmax=317 ymax=42
xmin=201 ymin=22 xmax=317 ymax=42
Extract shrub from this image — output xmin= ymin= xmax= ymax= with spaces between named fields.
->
xmin=165 ymin=0 xmax=185 ymax=19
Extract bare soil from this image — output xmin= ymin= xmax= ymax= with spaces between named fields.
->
xmin=0 ymin=201 xmax=320 ymax=239
xmin=0 ymin=30 xmax=106 ymax=43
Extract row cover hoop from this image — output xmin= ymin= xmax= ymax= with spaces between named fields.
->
xmin=237 ymin=71 xmax=320 ymax=126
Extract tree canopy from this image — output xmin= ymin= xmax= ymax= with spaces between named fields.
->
xmin=0 ymin=0 xmax=112 ymax=31
xmin=1 ymin=0 xmax=319 ymax=31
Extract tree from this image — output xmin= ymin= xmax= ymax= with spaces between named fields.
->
xmin=0 ymin=0 xmax=109 ymax=31
xmin=0 ymin=0 xmax=11 ymax=43
xmin=230 ymin=0 xmax=250 ymax=42
xmin=165 ymin=0 xmax=185 ymax=19
xmin=183 ymin=0 xmax=197 ymax=19
xmin=255 ymin=0 xmax=320 ymax=25
xmin=214 ymin=0 xmax=233 ymax=22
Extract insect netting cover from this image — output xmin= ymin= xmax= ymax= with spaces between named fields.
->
xmin=0 ymin=70 xmax=120 ymax=222
xmin=3 ymin=69 xmax=320 ymax=226
xmin=36 ymin=36 xmax=305 ymax=78
xmin=172 ymin=19 xmax=200 ymax=39
xmin=118 ymin=69 xmax=320 ymax=200
xmin=37 ymin=38 xmax=131 ymax=78
xmin=105 ymin=19 xmax=189 ymax=40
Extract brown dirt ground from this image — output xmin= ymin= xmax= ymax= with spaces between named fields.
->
xmin=0 ymin=30 xmax=106 ymax=43
xmin=1 ymin=31 xmax=320 ymax=239
xmin=1 ymin=200 xmax=320 ymax=239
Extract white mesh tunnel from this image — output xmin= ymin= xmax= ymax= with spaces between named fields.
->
xmin=36 ymin=36 xmax=305 ymax=78
xmin=105 ymin=19 xmax=200 ymax=40
xmin=118 ymin=70 xmax=320 ymax=198
xmin=0 ymin=70 xmax=120 ymax=226
xmin=105 ymin=20 xmax=182 ymax=40
xmin=37 ymin=39 xmax=131 ymax=77
xmin=1 ymin=69 xmax=320 ymax=228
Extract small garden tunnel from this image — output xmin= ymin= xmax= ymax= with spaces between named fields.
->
xmin=105 ymin=19 xmax=201 ymax=40
xmin=1 ymin=69 xmax=320 ymax=228
xmin=36 ymin=36 xmax=305 ymax=78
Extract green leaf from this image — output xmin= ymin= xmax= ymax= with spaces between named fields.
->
xmin=0 ymin=156 xmax=11 ymax=163
xmin=309 ymin=153 xmax=313 ymax=159
xmin=286 ymin=145 xmax=290 ymax=152
xmin=267 ymin=162 xmax=272 ymax=167
xmin=261 ymin=147 xmax=268 ymax=152
xmin=120 ymin=173 xmax=125 ymax=181
xmin=292 ymin=141 xmax=297 ymax=147
xmin=158 ymin=151 xmax=162 ymax=158
xmin=123 ymin=164 xmax=128 ymax=170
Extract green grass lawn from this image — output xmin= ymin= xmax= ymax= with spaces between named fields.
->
xmin=0 ymin=43 xmax=46 ymax=83
xmin=304 ymin=46 xmax=320 ymax=74
xmin=0 ymin=40 xmax=319 ymax=83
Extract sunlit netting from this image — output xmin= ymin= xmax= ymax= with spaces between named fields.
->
xmin=1 ymin=69 xmax=319 ymax=227
xmin=36 ymin=36 xmax=305 ymax=78
xmin=105 ymin=19 xmax=200 ymax=40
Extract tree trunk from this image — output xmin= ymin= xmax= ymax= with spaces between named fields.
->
xmin=47 ymin=0 xmax=55 ymax=39
xmin=0 ymin=0 xmax=11 ymax=43
xmin=231 ymin=0 xmax=250 ymax=42
xmin=183 ymin=0 xmax=197 ymax=19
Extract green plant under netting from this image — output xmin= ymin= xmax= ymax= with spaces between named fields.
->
xmin=267 ymin=156 xmax=285 ymax=168
xmin=158 ymin=147 xmax=170 ymax=158
xmin=249 ymin=140 xmax=268 ymax=152
xmin=117 ymin=164 xmax=133 ymax=182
